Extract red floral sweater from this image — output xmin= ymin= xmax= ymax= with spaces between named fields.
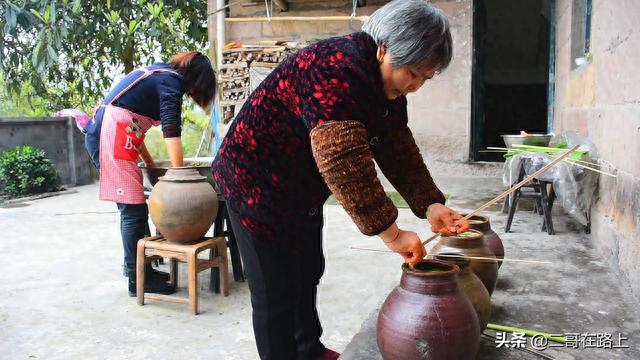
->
xmin=212 ymin=32 xmax=445 ymax=246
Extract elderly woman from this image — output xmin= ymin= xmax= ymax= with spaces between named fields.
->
xmin=212 ymin=1 xmax=469 ymax=359
xmin=84 ymin=51 xmax=216 ymax=297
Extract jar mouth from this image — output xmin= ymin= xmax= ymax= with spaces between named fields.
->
xmin=169 ymin=166 xmax=201 ymax=169
xmin=403 ymin=259 xmax=460 ymax=276
xmin=443 ymin=229 xmax=483 ymax=240
xmin=159 ymin=167 xmax=207 ymax=182
xmin=463 ymin=214 xmax=488 ymax=225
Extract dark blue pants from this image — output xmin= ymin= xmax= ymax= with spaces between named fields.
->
xmin=117 ymin=203 xmax=151 ymax=271
xmin=227 ymin=206 xmax=326 ymax=360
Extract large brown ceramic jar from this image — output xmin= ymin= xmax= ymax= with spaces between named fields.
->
xmin=377 ymin=260 xmax=480 ymax=360
xmin=435 ymin=254 xmax=491 ymax=331
xmin=149 ymin=167 xmax=218 ymax=244
xmin=464 ymin=214 xmax=505 ymax=268
xmin=429 ymin=229 xmax=498 ymax=295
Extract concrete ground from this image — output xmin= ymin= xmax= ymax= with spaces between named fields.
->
xmin=1 ymin=177 xmax=639 ymax=359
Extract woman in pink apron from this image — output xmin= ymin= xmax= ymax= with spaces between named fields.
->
xmin=84 ymin=51 xmax=216 ymax=297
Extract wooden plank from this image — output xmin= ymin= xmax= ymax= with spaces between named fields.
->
xmin=251 ymin=62 xmax=279 ymax=68
xmin=145 ymin=293 xmax=189 ymax=304
xmin=273 ymin=0 xmax=289 ymax=12
xmin=226 ymin=15 xmax=368 ymax=22
xmin=144 ymin=237 xmax=220 ymax=252
xmin=219 ymin=75 xmax=250 ymax=81
xmin=220 ymin=100 xmax=246 ymax=106
xmin=219 ymin=62 xmax=249 ymax=69
xmin=225 ymin=86 xmax=249 ymax=93
xmin=145 ymin=249 xmax=187 ymax=262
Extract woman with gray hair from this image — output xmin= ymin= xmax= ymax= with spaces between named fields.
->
xmin=212 ymin=1 xmax=468 ymax=359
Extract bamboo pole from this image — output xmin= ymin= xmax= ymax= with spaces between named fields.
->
xmin=485 ymin=147 xmax=616 ymax=177
xmin=565 ymin=159 xmax=617 ymax=177
xmin=225 ymin=15 xmax=368 ymax=22
xmin=429 ymin=253 xmax=550 ymax=265
xmin=349 ymin=247 xmax=550 ymax=265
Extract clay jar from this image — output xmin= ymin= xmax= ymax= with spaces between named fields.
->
xmin=149 ymin=167 xmax=218 ymax=244
xmin=377 ymin=260 xmax=480 ymax=360
xmin=465 ymin=214 xmax=505 ymax=268
xmin=429 ymin=229 xmax=498 ymax=295
xmin=435 ymin=254 xmax=491 ymax=331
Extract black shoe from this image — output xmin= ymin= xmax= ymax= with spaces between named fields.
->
xmin=146 ymin=263 xmax=170 ymax=282
xmin=127 ymin=270 xmax=176 ymax=297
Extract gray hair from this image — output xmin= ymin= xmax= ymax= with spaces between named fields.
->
xmin=362 ymin=0 xmax=453 ymax=71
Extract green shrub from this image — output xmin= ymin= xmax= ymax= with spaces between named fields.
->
xmin=0 ymin=146 xmax=62 ymax=196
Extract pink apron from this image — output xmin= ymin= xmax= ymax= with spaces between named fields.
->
xmin=97 ymin=68 xmax=178 ymax=204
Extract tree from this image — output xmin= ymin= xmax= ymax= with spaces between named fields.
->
xmin=1 ymin=0 xmax=208 ymax=113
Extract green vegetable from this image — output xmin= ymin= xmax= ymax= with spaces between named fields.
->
xmin=505 ymin=144 xmax=587 ymax=160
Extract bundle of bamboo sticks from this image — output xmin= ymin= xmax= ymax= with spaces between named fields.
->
xmin=487 ymin=145 xmax=616 ymax=177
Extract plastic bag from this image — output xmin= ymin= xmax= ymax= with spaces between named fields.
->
xmin=502 ymin=132 xmax=599 ymax=226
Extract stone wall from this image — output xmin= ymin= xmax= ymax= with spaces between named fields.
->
xmin=0 ymin=117 xmax=94 ymax=188
xmin=554 ymin=0 xmax=640 ymax=300
xmin=220 ymin=0 xmax=501 ymax=176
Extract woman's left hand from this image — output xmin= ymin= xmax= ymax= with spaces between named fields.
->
xmin=382 ymin=228 xmax=427 ymax=265
xmin=426 ymin=203 xmax=470 ymax=235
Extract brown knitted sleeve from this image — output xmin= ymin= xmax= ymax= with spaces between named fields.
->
xmin=310 ymin=121 xmax=398 ymax=236
xmin=372 ymin=125 xmax=446 ymax=219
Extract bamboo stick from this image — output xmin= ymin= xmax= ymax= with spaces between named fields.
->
xmin=429 ymin=253 xmax=550 ymax=265
xmin=422 ymin=233 xmax=439 ymax=245
xmin=225 ymin=15 xmax=368 ymax=22
xmin=486 ymin=323 xmax=567 ymax=344
xmin=485 ymin=147 xmax=616 ymax=177
xmin=487 ymin=146 xmax=600 ymax=166
xmin=511 ymin=144 xmax=569 ymax=153
xmin=349 ymin=247 xmax=550 ymax=265
xmin=565 ymin=159 xmax=617 ymax=177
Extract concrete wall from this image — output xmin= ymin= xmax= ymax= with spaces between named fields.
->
xmin=219 ymin=0 xmax=501 ymax=176
xmin=406 ymin=0 xmax=480 ymax=174
xmin=554 ymin=0 xmax=640 ymax=300
xmin=0 ymin=117 xmax=94 ymax=188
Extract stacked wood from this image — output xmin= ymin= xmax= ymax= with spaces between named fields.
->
xmin=219 ymin=41 xmax=306 ymax=123
xmin=219 ymin=49 xmax=252 ymax=123
xmin=252 ymin=46 xmax=298 ymax=68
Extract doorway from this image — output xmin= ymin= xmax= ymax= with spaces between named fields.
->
xmin=471 ymin=0 xmax=552 ymax=162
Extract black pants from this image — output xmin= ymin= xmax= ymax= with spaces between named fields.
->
xmin=227 ymin=207 xmax=326 ymax=360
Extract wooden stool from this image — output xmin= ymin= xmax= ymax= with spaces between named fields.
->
xmin=136 ymin=235 xmax=229 ymax=315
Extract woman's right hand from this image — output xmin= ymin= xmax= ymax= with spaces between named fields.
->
xmin=381 ymin=228 xmax=426 ymax=265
